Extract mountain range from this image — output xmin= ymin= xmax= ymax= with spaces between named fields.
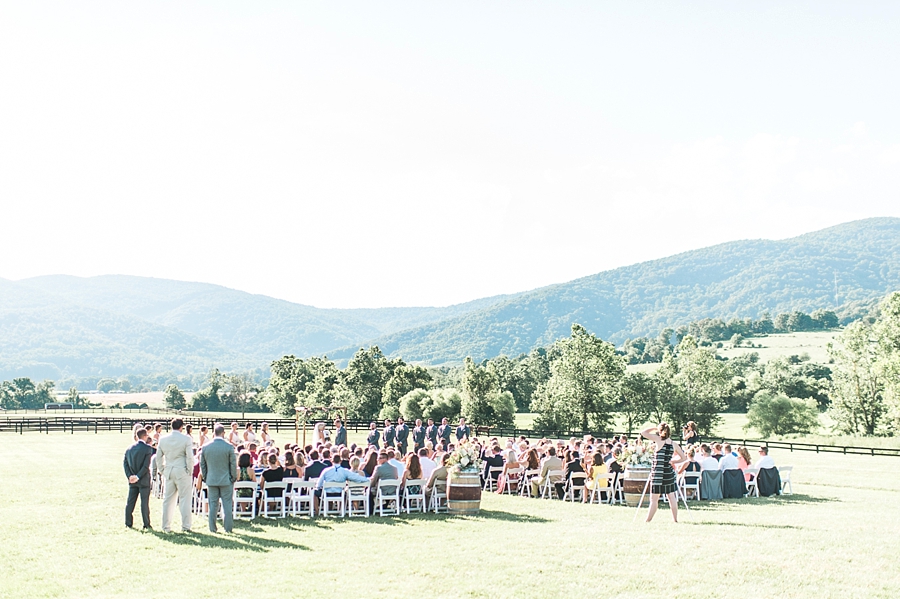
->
xmin=2 ymin=217 xmax=898 ymax=380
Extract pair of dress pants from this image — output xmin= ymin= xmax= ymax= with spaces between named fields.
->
xmin=206 ymin=484 xmax=234 ymax=533
xmin=125 ymin=485 xmax=151 ymax=528
xmin=161 ymin=470 xmax=193 ymax=532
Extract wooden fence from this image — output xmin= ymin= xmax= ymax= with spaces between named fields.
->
xmin=2 ymin=416 xmax=898 ymax=457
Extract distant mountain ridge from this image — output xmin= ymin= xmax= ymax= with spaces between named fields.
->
xmin=1 ymin=217 xmax=898 ymax=379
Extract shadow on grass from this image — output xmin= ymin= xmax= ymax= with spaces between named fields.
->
xmin=223 ymin=508 xmax=551 ymax=530
xmin=678 ymin=493 xmax=835 ymax=511
xmin=148 ymin=529 xmax=309 ymax=552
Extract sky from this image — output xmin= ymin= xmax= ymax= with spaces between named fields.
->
xmin=2 ymin=1 xmax=899 ymax=309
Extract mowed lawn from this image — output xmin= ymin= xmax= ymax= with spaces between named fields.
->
xmin=1 ymin=434 xmax=898 ymax=599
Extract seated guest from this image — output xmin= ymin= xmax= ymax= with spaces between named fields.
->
xmin=678 ymin=449 xmax=702 ymax=499
xmin=369 ymin=451 xmax=400 ymax=513
xmin=523 ymin=448 xmax=540 ymax=472
xmin=349 ymin=456 xmax=364 ymax=476
xmin=607 ymin=448 xmax=624 ymax=477
xmin=315 ymin=453 xmax=367 ymax=513
xmin=401 ymin=453 xmax=424 ymax=495
xmin=712 ymin=443 xmax=724 ymax=461
xmin=425 ymin=453 xmax=450 ymax=501
xmin=340 ymin=448 xmax=351 ymax=470
xmin=362 ymin=450 xmax=378 ymax=478
xmin=387 ymin=449 xmax=406 ymax=481
xmin=248 ymin=443 xmax=258 ymax=463
xmin=303 ymin=450 xmax=327 ymax=480
xmin=501 ymin=449 xmax=521 ymax=478
xmin=482 ymin=445 xmax=505 ymax=485
xmin=259 ymin=453 xmax=285 ymax=506
xmin=531 ymin=447 xmax=564 ymax=499
xmin=719 ymin=444 xmax=739 ymax=470
xmin=584 ymin=451 xmax=609 ymax=502
xmin=755 ymin=446 xmax=775 ymax=469
xmin=418 ymin=448 xmax=438 ymax=482
xmin=235 ymin=451 xmax=257 ymax=512
xmin=283 ymin=451 xmax=302 ymax=479
xmin=737 ymin=446 xmax=753 ymax=481
xmin=565 ymin=450 xmax=584 ymax=480
xmin=699 ymin=444 xmax=720 ymax=471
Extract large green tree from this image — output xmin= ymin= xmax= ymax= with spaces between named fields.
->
xmin=342 ymin=347 xmax=394 ymax=419
xmin=532 ymin=324 xmax=625 ymax=432
xmin=828 ymin=321 xmax=886 ymax=436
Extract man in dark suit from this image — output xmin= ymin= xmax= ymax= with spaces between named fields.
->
xmin=437 ymin=418 xmax=452 ymax=451
xmin=200 ymin=424 xmax=238 ymax=533
xmin=425 ymin=418 xmax=438 ymax=448
xmin=333 ymin=418 xmax=347 ymax=447
xmin=382 ymin=419 xmax=396 ymax=448
xmin=366 ymin=422 xmax=380 ymax=449
xmin=303 ymin=450 xmax=328 ymax=480
xmin=482 ymin=445 xmax=505 ymax=487
xmin=412 ymin=419 xmax=426 ymax=453
xmin=455 ymin=417 xmax=471 ymax=442
xmin=124 ymin=428 xmax=154 ymax=529
xmin=395 ymin=417 xmax=410 ymax=456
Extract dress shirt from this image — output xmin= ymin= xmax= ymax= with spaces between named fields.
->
xmin=419 ymin=456 xmax=437 ymax=481
xmin=700 ymin=456 xmax=721 ymax=471
xmin=719 ymin=453 xmax=740 ymax=470
xmin=315 ymin=465 xmax=367 ymax=494
xmin=388 ymin=458 xmax=406 ymax=480
xmin=755 ymin=455 xmax=775 ymax=469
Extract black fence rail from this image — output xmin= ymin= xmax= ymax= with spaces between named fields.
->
xmin=2 ymin=416 xmax=899 ymax=458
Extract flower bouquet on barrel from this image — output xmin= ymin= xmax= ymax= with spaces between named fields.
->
xmin=446 ymin=442 xmax=483 ymax=514
xmin=617 ymin=440 xmax=654 ymax=506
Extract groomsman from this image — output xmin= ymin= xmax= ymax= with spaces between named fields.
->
xmin=123 ymin=428 xmax=154 ymax=529
xmin=199 ymin=424 xmax=237 ymax=533
xmin=382 ymin=419 xmax=396 ymax=448
xmin=155 ymin=418 xmax=194 ymax=533
xmin=412 ymin=419 xmax=426 ymax=453
xmin=455 ymin=417 xmax=471 ymax=442
xmin=425 ymin=418 xmax=438 ymax=448
xmin=366 ymin=422 xmax=380 ymax=449
xmin=395 ymin=417 xmax=410 ymax=456
xmin=437 ymin=418 xmax=452 ymax=451
xmin=333 ymin=418 xmax=347 ymax=447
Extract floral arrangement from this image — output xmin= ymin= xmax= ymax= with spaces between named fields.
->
xmin=446 ymin=442 xmax=483 ymax=474
xmin=616 ymin=440 xmax=655 ymax=469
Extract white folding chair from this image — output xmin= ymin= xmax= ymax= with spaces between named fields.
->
xmin=375 ymin=479 xmax=401 ymax=516
xmin=193 ymin=483 xmax=208 ymax=516
xmin=321 ymin=482 xmax=347 ymax=517
xmin=588 ymin=473 xmax=615 ymax=504
xmin=744 ymin=467 xmax=759 ymax=498
xmin=403 ymin=479 xmax=427 ymax=513
xmin=518 ymin=469 xmax=540 ymax=497
xmin=778 ymin=466 xmax=793 ymax=495
xmin=346 ymin=482 xmax=370 ymax=517
xmin=503 ymin=468 xmax=523 ymax=495
xmin=233 ymin=481 xmax=258 ymax=519
xmin=540 ymin=470 xmax=565 ymax=499
xmin=261 ymin=481 xmax=287 ymax=518
xmin=429 ymin=480 xmax=448 ymax=513
xmin=680 ymin=470 xmax=702 ymax=501
xmin=483 ymin=467 xmax=504 ymax=492
xmin=288 ymin=480 xmax=315 ymax=517
xmin=563 ymin=473 xmax=587 ymax=502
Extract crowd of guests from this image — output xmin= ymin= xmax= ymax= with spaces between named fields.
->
xmin=124 ymin=416 xmax=783 ymax=532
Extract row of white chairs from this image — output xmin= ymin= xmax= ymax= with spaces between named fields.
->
xmin=192 ymin=477 xmax=449 ymax=520
xmin=679 ymin=465 xmax=793 ymax=499
xmin=483 ymin=467 xmax=626 ymax=505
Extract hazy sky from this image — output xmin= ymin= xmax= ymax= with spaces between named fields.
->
xmin=2 ymin=2 xmax=899 ymax=308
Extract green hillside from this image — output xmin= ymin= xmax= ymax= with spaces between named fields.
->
xmin=2 ymin=218 xmax=898 ymax=378
xmin=336 ymin=218 xmax=900 ymax=363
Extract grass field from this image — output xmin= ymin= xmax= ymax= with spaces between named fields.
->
xmin=1 ymin=433 xmax=898 ymax=598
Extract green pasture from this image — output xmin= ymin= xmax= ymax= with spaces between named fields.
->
xmin=0 ymin=432 xmax=898 ymax=598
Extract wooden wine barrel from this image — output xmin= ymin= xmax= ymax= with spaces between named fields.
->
xmin=447 ymin=470 xmax=482 ymax=514
xmin=622 ymin=467 xmax=652 ymax=507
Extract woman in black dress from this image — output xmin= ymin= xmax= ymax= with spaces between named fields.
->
xmin=640 ymin=423 xmax=686 ymax=522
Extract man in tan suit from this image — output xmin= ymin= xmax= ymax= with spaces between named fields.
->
xmin=531 ymin=446 xmax=564 ymax=498
xmin=155 ymin=418 xmax=194 ymax=532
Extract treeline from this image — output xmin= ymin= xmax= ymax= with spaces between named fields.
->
xmin=620 ymin=309 xmax=840 ymax=365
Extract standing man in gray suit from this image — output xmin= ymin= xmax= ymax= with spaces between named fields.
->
xmin=156 ymin=418 xmax=194 ymax=532
xmin=200 ymin=424 xmax=237 ymax=533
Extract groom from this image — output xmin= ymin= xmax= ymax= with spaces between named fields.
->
xmin=200 ymin=424 xmax=238 ymax=533
xmin=155 ymin=418 xmax=194 ymax=532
